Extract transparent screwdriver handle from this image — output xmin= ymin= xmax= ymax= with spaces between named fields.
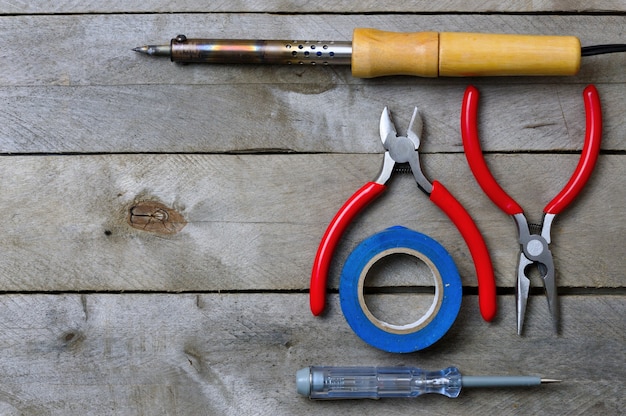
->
xmin=297 ymin=366 xmax=462 ymax=399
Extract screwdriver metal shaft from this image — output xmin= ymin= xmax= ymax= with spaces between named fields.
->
xmin=296 ymin=366 xmax=560 ymax=400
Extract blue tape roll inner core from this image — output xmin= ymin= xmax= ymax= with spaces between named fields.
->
xmin=358 ymin=247 xmax=443 ymax=334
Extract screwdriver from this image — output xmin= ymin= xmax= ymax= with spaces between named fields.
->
xmin=296 ymin=366 xmax=560 ymax=400
xmin=133 ymin=28 xmax=626 ymax=78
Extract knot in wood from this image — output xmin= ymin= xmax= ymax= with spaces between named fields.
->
xmin=128 ymin=201 xmax=186 ymax=234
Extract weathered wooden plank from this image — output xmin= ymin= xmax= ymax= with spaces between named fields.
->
xmin=0 ymin=83 xmax=623 ymax=153
xmin=0 ymin=294 xmax=621 ymax=415
xmin=0 ymin=1 xmax=624 ymax=14
xmin=0 ymin=4 xmax=623 ymax=416
xmin=0 ymin=14 xmax=624 ymax=87
xmin=0 ymin=154 xmax=621 ymax=291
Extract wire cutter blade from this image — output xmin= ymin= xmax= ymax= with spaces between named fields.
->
xmin=378 ymin=107 xmax=431 ymax=193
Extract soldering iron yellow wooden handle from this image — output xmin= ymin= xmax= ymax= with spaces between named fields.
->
xmin=351 ymin=28 xmax=581 ymax=78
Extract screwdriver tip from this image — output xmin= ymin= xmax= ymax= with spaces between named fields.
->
xmin=540 ymin=378 xmax=562 ymax=384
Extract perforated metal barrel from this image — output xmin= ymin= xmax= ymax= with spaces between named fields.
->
xmin=170 ymin=35 xmax=352 ymax=65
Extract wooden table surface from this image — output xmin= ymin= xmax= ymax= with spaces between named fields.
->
xmin=0 ymin=3 xmax=624 ymax=415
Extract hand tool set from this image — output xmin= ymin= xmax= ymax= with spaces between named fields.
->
xmin=296 ymin=83 xmax=602 ymax=399
xmin=133 ymin=25 xmax=621 ymax=401
xmin=309 ymin=82 xmax=602 ymax=344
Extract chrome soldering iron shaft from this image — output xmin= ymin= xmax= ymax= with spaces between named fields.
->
xmin=134 ymin=34 xmax=352 ymax=65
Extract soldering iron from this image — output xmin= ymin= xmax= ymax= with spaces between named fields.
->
xmin=134 ymin=28 xmax=626 ymax=78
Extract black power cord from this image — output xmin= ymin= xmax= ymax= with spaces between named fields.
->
xmin=582 ymin=44 xmax=626 ymax=56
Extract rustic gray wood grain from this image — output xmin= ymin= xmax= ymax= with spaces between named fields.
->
xmin=0 ymin=83 xmax=623 ymax=153
xmin=0 ymin=1 xmax=624 ymax=14
xmin=0 ymin=3 xmax=623 ymax=415
xmin=0 ymin=154 xmax=621 ymax=291
xmin=0 ymin=294 xmax=622 ymax=415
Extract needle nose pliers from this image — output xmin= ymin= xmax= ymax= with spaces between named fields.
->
xmin=461 ymin=85 xmax=602 ymax=335
xmin=310 ymin=106 xmax=497 ymax=322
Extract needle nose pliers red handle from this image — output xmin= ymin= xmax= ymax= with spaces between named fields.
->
xmin=461 ymin=84 xmax=602 ymax=334
xmin=310 ymin=107 xmax=497 ymax=322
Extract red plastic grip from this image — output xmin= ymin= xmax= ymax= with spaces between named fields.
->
xmin=544 ymin=85 xmax=602 ymax=215
xmin=461 ymin=85 xmax=523 ymax=216
xmin=430 ymin=180 xmax=497 ymax=322
xmin=310 ymin=181 xmax=387 ymax=316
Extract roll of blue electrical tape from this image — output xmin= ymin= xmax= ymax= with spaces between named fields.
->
xmin=339 ymin=226 xmax=462 ymax=353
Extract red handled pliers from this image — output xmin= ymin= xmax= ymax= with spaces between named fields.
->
xmin=461 ymin=85 xmax=602 ymax=335
xmin=310 ymin=106 xmax=497 ymax=321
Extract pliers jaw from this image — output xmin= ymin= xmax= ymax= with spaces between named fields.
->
xmin=513 ymin=213 xmax=559 ymax=335
xmin=375 ymin=106 xmax=433 ymax=194
xmin=516 ymin=253 xmax=558 ymax=335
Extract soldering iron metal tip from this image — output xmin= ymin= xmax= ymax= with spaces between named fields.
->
xmin=540 ymin=379 xmax=562 ymax=384
xmin=132 ymin=44 xmax=171 ymax=57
